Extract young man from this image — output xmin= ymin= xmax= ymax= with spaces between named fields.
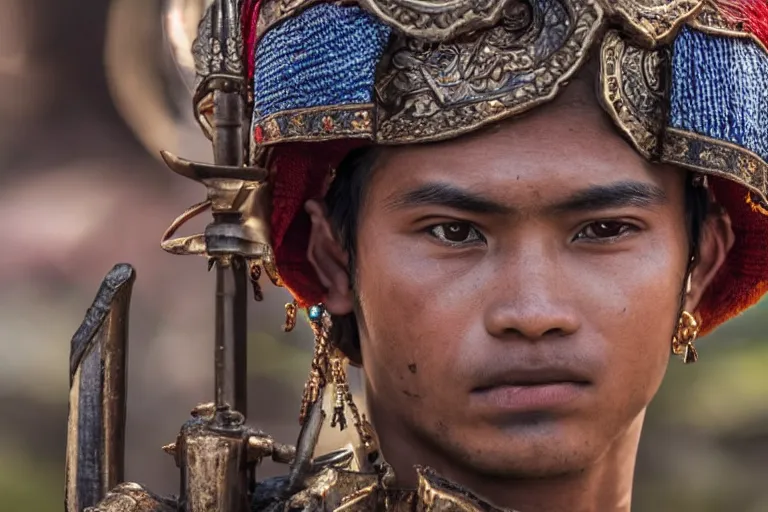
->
xmin=77 ymin=0 xmax=768 ymax=511
xmin=302 ymin=73 xmax=732 ymax=511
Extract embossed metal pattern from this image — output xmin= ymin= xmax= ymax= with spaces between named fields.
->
xmin=601 ymin=0 xmax=705 ymax=47
xmin=416 ymin=467 xmax=518 ymax=511
xmin=357 ymin=0 xmax=509 ymax=41
xmin=192 ymin=1 xmax=243 ymax=85
xmin=83 ymin=483 xmax=175 ymax=512
xmin=598 ymin=30 xmax=668 ymax=160
xmin=662 ymin=128 xmax=768 ymax=206
xmin=374 ymin=0 xmax=604 ymax=143
xmin=257 ymin=0 xmax=325 ymax=39
xmin=255 ymin=105 xmax=375 ymax=144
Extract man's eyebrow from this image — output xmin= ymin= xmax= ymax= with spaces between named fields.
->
xmin=548 ymin=181 xmax=668 ymax=213
xmin=383 ymin=180 xmax=667 ymax=216
xmin=384 ymin=183 xmax=512 ymax=214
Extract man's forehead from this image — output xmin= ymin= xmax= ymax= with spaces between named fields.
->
xmin=372 ymin=110 xmax=658 ymax=196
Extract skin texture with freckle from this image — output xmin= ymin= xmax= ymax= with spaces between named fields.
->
xmin=304 ymin=70 xmax=733 ymax=511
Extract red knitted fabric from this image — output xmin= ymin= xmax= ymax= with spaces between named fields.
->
xmin=241 ymin=0 xmax=263 ymax=86
xmin=699 ymin=178 xmax=768 ymax=334
xmin=717 ymin=0 xmax=768 ymax=48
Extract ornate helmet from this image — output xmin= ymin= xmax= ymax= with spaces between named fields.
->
xmin=203 ymin=0 xmax=768 ymax=336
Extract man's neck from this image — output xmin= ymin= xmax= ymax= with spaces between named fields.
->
xmin=375 ymin=413 xmax=645 ymax=512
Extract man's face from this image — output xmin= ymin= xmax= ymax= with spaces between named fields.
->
xmin=342 ymin=80 xmax=693 ymax=478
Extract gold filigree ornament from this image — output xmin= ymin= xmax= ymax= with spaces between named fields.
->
xmin=661 ymin=128 xmax=768 ymax=208
xmin=601 ymin=0 xmax=706 ymax=48
xmin=416 ymin=468 xmax=519 ymax=512
xmin=598 ymin=29 xmax=668 ymax=160
xmin=672 ymin=310 xmax=701 ymax=364
xmin=375 ymin=0 xmax=604 ymax=144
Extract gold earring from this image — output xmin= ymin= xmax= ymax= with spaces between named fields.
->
xmin=672 ymin=311 xmax=701 ymax=364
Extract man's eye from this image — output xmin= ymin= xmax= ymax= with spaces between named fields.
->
xmin=576 ymin=221 xmax=636 ymax=241
xmin=430 ymin=222 xmax=483 ymax=245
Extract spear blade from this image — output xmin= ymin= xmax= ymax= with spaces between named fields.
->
xmin=65 ymin=264 xmax=135 ymax=512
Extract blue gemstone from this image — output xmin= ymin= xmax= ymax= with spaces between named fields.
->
xmin=308 ymin=304 xmax=324 ymax=322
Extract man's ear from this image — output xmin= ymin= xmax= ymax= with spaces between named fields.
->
xmin=684 ymin=206 xmax=735 ymax=312
xmin=305 ymin=199 xmax=355 ymax=315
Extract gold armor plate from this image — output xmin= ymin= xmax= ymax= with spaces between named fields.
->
xmin=375 ymin=0 xmax=604 ymax=143
xmin=662 ymin=129 xmax=768 ymax=206
xmin=598 ymin=29 xmax=667 ymax=160
xmin=602 ymin=0 xmax=705 ymax=47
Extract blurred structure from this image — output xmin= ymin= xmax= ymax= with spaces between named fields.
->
xmin=0 ymin=1 xmax=765 ymax=511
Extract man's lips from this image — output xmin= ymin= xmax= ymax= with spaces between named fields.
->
xmin=470 ymin=368 xmax=591 ymax=413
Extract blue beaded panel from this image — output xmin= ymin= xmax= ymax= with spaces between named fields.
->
xmin=670 ymin=27 xmax=768 ymax=161
xmin=252 ymin=3 xmax=391 ymax=120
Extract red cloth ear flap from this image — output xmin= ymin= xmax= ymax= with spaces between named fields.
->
xmin=697 ymin=177 xmax=768 ymax=334
xmin=269 ymin=141 xmax=364 ymax=307
xmin=241 ymin=0 xmax=263 ymax=85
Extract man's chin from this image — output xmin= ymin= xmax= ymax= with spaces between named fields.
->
xmin=432 ymin=429 xmax=600 ymax=480
xmin=452 ymin=449 xmax=592 ymax=480
xmin=408 ymin=413 xmax=603 ymax=480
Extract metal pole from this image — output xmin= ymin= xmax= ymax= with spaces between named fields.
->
xmin=213 ymin=257 xmax=248 ymax=415
xmin=209 ymin=0 xmax=248 ymax=417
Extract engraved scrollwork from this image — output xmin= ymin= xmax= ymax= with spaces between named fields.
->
xmin=84 ymin=483 xmax=176 ymax=512
xmin=601 ymin=0 xmax=705 ymax=47
xmin=598 ymin=30 xmax=668 ymax=160
xmin=256 ymin=0 xmax=325 ymax=39
xmin=357 ymin=0 xmax=509 ymax=41
xmin=375 ymin=0 xmax=604 ymax=144
xmin=662 ymin=128 xmax=768 ymax=207
xmin=253 ymin=105 xmax=375 ymax=145
xmin=416 ymin=468 xmax=518 ymax=512
xmin=191 ymin=6 xmax=213 ymax=87
xmin=192 ymin=2 xmax=244 ymax=84
xmin=224 ymin=31 xmax=244 ymax=76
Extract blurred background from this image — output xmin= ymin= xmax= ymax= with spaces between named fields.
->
xmin=0 ymin=1 xmax=765 ymax=511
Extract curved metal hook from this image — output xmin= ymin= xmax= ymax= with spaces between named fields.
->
xmin=160 ymin=200 xmax=211 ymax=256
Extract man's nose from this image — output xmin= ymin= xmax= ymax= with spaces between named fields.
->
xmin=483 ymin=245 xmax=581 ymax=341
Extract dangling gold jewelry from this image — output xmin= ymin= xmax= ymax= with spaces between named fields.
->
xmin=672 ymin=311 xmax=701 ymax=364
xmin=248 ymin=260 xmax=264 ymax=301
xmin=299 ymin=304 xmax=331 ymax=425
xmin=283 ymin=300 xmax=298 ymax=332
xmin=298 ymin=304 xmax=375 ymax=455
xmin=329 ymin=349 xmax=349 ymax=430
